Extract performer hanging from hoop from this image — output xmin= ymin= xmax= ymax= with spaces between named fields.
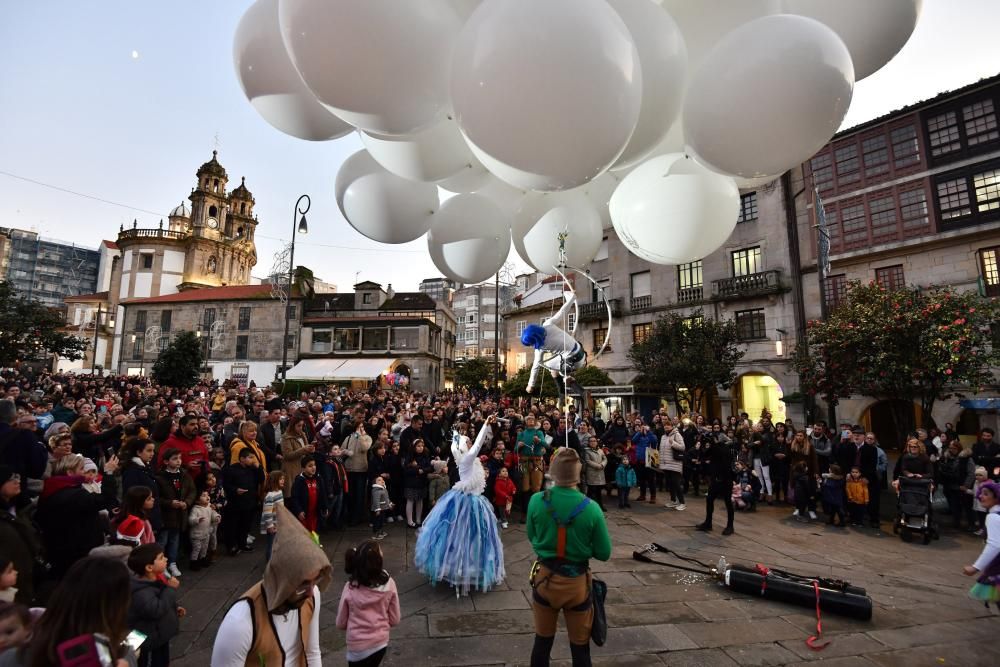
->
xmin=521 ymin=290 xmax=588 ymax=394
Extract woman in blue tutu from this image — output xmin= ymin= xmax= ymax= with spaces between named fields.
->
xmin=416 ymin=415 xmax=505 ymax=595
xmin=963 ymin=480 xmax=1000 ymax=608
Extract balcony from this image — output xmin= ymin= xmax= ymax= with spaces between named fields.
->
xmin=712 ymin=270 xmax=787 ymax=300
xmin=117 ymin=228 xmax=186 ymax=242
xmin=630 ymin=295 xmax=652 ymax=311
xmin=579 ymin=298 xmax=622 ymax=321
xmin=677 ymin=286 xmax=704 ymax=304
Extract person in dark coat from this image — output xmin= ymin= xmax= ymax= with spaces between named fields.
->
xmin=35 ymin=453 xmax=119 ymax=578
xmin=221 ymin=446 xmax=262 ymax=555
xmin=0 ymin=400 xmax=47 ymax=507
xmin=155 ymin=448 xmax=197 ymax=576
xmin=288 ymin=455 xmax=330 ymax=533
xmin=696 ymin=437 xmax=736 ymax=535
xmin=971 ymin=428 xmax=999 ymax=481
xmin=120 ymin=438 xmax=164 ymax=532
xmin=69 ymin=415 xmax=123 ymax=463
xmin=0 ymin=466 xmax=42 ymax=605
xmin=402 ymin=439 xmax=433 ymax=527
xmin=127 ymin=543 xmax=182 ymax=667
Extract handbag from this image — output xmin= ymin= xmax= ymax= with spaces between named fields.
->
xmin=930 ymin=485 xmax=949 ymax=513
xmin=591 ymin=576 xmax=608 ymax=646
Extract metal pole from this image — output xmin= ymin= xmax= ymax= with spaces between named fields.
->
xmin=91 ymin=302 xmax=101 ymax=371
xmin=282 ymin=194 xmax=311 ymax=385
xmin=494 ymin=272 xmax=500 ymax=388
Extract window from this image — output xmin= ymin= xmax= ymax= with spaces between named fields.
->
xmin=737 ymin=192 xmax=758 ymax=223
xmin=824 ymin=274 xmax=848 ymax=310
xmin=286 ymin=334 xmax=296 ymax=350
xmin=890 ymin=125 xmax=920 ymax=168
xmin=516 ymin=320 xmax=527 ymax=336
xmin=682 ymin=315 xmax=704 ymax=328
xmin=927 ymin=111 xmax=961 ymax=157
xmin=362 ymin=293 xmax=373 ymax=305
xmin=834 ymin=144 xmax=860 ymax=185
xmin=735 ymin=309 xmax=766 ymax=340
xmin=731 ymin=246 xmax=762 ymax=277
xmin=482 ymin=348 xmax=495 ymax=357
xmin=862 ymin=135 xmax=889 ymax=178
xmin=468 ymin=313 xmax=476 ymax=324
xmin=238 ymin=306 xmax=251 ymax=330
xmin=592 ymin=277 xmax=610 ymax=303
xmin=516 ymin=352 xmax=527 ymax=370
xmin=288 ymin=305 xmax=296 ymax=320
xmin=980 ymin=246 xmax=1000 ymax=297
xmin=235 ymin=335 xmax=249 ymax=360
xmin=466 ymin=327 xmax=479 ymax=341
xmin=134 ymin=310 xmax=146 ymax=332
xmin=333 ymin=327 xmax=360 ymax=351
xmin=810 ymin=153 xmax=834 ymax=191
xmin=468 ymin=296 xmax=478 ymax=307
xmin=899 ymin=187 xmax=930 ymax=230
xmin=593 ymin=327 xmax=609 ymax=352
xmin=937 ymin=176 xmax=973 ymax=220
xmin=160 ymin=310 xmax=172 ymax=332
xmin=158 ymin=337 xmax=169 ymax=352
xmin=630 ymin=271 xmax=651 ymax=298
xmin=632 ymin=322 xmax=653 ymax=345
xmin=594 ymin=238 xmax=609 ymax=261
xmin=875 ymin=265 xmax=905 ymax=291
xmin=140 ymin=253 xmax=154 ymax=270
xmin=363 ymin=327 xmax=388 ymax=351
xmin=840 ymin=203 xmax=868 ymax=246
xmin=973 ymin=168 xmax=1000 ymax=212
xmin=203 ymin=308 xmax=216 ymax=328
xmin=675 ymin=261 xmax=703 ymax=294
xmin=390 ymin=327 xmax=419 ymax=350
xmin=312 ymin=330 xmax=332 ymax=353
xmin=868 ymin=195 xmax=898 ymax=238
xmin=964 ymin=99 xmax=999 ymax=146
xmin=131 ymin=336 xmax=142 ymax=359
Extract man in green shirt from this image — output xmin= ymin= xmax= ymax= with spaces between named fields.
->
xmin=516 ymin=415 xmax=548 ymax=520
xmin=526 ymin=447 xmax=611 ymax=666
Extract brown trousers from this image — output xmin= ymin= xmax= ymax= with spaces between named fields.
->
xmin=530 ymin=563 xmax=593 ymax=644
xmin=520 ymin=458 xmax=545 ymax=493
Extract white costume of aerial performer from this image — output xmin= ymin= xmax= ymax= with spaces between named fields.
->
xmin=415 ymin=416 xmax=505 ymax=594
xmin=521 ymin=290 xmax=588 ymax=393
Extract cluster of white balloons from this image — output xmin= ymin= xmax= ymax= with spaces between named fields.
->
xmin=234 ymin=0 xmax=922 ymax=279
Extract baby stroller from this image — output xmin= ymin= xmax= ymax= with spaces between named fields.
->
xmin=892 ymin=476 xmax=937 ymax=544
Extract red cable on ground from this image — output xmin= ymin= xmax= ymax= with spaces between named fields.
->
xmin=805 ymin=580 xmax=831 ymax=651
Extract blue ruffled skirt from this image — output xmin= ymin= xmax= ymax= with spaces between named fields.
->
xmin=414 ymin=489 xmax=505 ymax=594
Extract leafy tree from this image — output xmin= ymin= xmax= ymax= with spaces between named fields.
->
xmin=151 ymin=331 xmax=203 ymax=389
xmin=0 ymin=281 xmax=88 ymax=367
xmin=793 ymin=281 xmax=1000 ymax=436
xmin=503 ymin=365 xmax=559 ymax=398
xmin=455 ymin=357 xmax=492 ymax=389
xmin=627 ymin=309 xmax=745 ymax=413
xmin=572 ymin=365 xmax=614 ymax=387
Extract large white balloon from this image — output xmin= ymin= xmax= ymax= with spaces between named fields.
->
xmin=451 ymin=0 xmax=642 ymax=191
xmin=436 ymin=160 xmax=492 ymax=194
xmin=336 ymin=150 xmax=440 ymax=244
xmin=610 ymin=153 xmax=740 ymax=265
xmin=360 ymin=118 xmax=479 ymax=183
xmin=427 ymin=194 xmax=511 ymax=284
xmin=513 ymin=191 xmax=603 ymax=272
xmin=607 ymin=0 xmax=687 ymax=170
xmin=473 ymin=176 xmax=527 ymax=216
xmin=233 ymin=0 xmax=352 ymax=141
xmin=278 ymin=0 xmax=462 ymax=135
xmin=683 ymin=15 xmax=854 ymax=179
xmin=660 ymin=0 xmax=779 ymax=69
xmin=578 ymin=172 xmax=621 ymax=230
xmin=782 ymin=0 xmax=922 ymax=80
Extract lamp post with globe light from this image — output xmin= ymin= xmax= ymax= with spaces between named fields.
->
xmin=282 ymin=195 xmax=310 ymax=384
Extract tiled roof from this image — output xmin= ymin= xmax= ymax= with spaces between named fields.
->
xmin=123 ymin=284 xmax=295 ymax=305
xmin=381 ymin=292 xmax=436 ymax=310
xmin=64 ymin=291 xmax=109 ymax=303
xmin=102 ymin=240 xmax=118 ymax=249
xmin=305 ymin=294 xmax=355 ymax=312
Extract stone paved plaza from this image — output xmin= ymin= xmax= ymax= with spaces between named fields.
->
xmin=172 ymin=495 xmax=999 ymax=666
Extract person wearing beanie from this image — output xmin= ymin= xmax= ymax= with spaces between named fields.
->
xmin=526 ymin=447 xmax=611 ymax=667
xmin=211 ymin=504 xmax=331 ymax=666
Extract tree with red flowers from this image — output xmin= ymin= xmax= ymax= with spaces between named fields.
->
xmin=794 ymin=282 xmax=999 ymax=437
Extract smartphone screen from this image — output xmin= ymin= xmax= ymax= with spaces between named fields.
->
xmin=125 ymin=629 xmax=147 ymax=651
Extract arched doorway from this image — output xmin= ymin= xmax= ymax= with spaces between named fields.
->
xmin=860 ymin=400 xmax=936 ymax=452
xmin=734 ymin=373 xmax=786 ymax=423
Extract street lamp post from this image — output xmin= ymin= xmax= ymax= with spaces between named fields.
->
xmin=281 ymin=194 xmax=310 ymax=384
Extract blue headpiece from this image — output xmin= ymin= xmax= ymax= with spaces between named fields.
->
xmin=521 ymin=323 xmax=547 ymax=349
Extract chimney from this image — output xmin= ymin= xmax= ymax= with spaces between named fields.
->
xmin=386 ymin=283 xmax=395 ymax=299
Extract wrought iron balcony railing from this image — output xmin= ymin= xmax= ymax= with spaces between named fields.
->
xmin=712 ymin=270 xmax=786 ymax=300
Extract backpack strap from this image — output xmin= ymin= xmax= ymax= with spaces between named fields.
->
xmin=542 ymin=490 xmax=591 ymax=559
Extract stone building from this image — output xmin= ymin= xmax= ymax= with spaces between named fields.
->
xmin=116 ymin=283 xmax=301 ymax=385
xmin=792 ymin=73 xmax=1000 ymax=443
xmin=58 ymin=152 xmax=261 ymax=374
xmin=453 ymin=282 xmax=516 ymax=369
xmin=0 ymin=227 xmax=100 ymax=308
xmin=289 ymin=281 xmax=455 ymax=392
xmin=418 ymin=276 xmax=460 ymax=305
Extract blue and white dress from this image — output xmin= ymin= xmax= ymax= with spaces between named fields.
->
xmin=415 ymin=425 xmax=505 ymax=594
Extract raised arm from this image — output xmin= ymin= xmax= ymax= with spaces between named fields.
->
xmin=543 ymin=291 xmax=576 ymax=327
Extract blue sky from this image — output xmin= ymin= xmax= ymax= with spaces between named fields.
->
xmin=1 ymin=0 xmax=998 ymax=292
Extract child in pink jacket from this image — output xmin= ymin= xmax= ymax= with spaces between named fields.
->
xmin=336 ymin=539 xmax=400 ymax=666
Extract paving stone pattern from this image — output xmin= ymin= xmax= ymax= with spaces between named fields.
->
xmin=171 ymin=495 xmax=1000 ymax=666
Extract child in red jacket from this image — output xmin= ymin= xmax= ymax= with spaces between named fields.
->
xmin=493 ymin=467 xmax=517 ymax=529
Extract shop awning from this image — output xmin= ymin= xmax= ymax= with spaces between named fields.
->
xmin=959 ymin=398 xmax=1000 ymax=410
xmin=285 ymin=358 xmax=396 ymax=382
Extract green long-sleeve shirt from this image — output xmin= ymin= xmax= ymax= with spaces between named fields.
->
xmin=526 ymin=486 xmax=612 ymax=565
xmin=517 ymin=428 xmax=548 ymax=457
